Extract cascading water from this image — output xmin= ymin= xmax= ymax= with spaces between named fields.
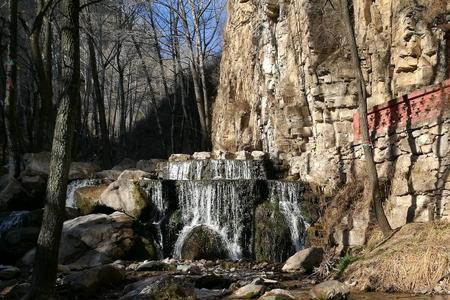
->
xmin=267 ymin=181 xmax=308 ymax=251
xmin=166 ymin=161 xmax=207 ymax=180
xmin=139 ymin=179 xmax=169 ymax=257
xmin=173 ymin=180 xmax=257 ymax=259
xmin=165 ymin=160 xmax=266 ymax=180
xmin=66 ymin=179 xmax=100 ymax=208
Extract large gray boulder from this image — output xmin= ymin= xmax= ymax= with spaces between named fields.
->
xmin=282 ymin=247 xmax=324 ymax=273
xmin=99 ymin=170 xmax=150 ymax=218
xmin=309 ymin=280 xmax=349 ymax=300
xmin=59 ymin=212 xmax=136 ymax=268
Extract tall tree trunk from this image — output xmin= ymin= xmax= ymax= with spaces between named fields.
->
xmin=87 ymin=35 xmax=111 ymax=168
xmin=188 ymin=0 xmax=211 ymax=144
xmin=4 ymin=0 xmax=21 ymax=178
xmin=32 ymin=0 xmax=55 ymax=151
xmin=341 ymin=0 xmax=392 ymax=237
xmin=29 ymin=0 xmax=80 ymax=297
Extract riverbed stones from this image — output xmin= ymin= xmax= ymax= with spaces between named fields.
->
xmin=309 ymin=280 xmax=349 ymax=300
xmin=62 ymin=264 xmax=125 ymax=296
xmin=229 ymin=283 xmax=265 ymax=299
xmin=259 ymin=289 xmax=296 ymax=300
xmin=282 ymin=247 xmax=324 ymax=273
xmin=120 ymin=275 xmax=196 ymax=300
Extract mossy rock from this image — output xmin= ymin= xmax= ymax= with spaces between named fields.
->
xmin=180 ymin=225 xmax=229 ymax=260
xmin=74 ymin=184 xmax=108 ymax=215
xmin=254 ymin=202 xmax=293 ymax=262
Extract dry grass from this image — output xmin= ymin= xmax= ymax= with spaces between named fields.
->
xmin=345 ymin=222 xmax=450 ymax=293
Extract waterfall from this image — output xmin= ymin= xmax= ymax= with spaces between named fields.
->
xmin=173 ymin=180 xmax=257 ymax=259
xmin=66 ymin=179 xmax=100 ymax=208
xmin=267 ymin=181 xmax=309 ymax=251
xmin=166 ymin=160 xmax=266 ymax=180
xmin=140 ymin=179 xmax=168 ymax=257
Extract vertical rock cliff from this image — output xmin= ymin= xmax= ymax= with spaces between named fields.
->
xmin=213 ymin=0 xmax=449 ymax=157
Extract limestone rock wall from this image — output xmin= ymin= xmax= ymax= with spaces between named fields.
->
xmin=213 ymin=0 xmax=450 ymax=245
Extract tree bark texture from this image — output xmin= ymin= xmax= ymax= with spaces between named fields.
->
xmin=30 ymin=0 xmax=80 ymax=297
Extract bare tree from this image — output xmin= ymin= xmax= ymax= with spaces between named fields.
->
xmin=29 ymin=0 xmax=80 ymax=297
xmin=4 ymin=0 xmax=21 ymax=178
xmin=340 ymin=0 xmax=392 ymax=236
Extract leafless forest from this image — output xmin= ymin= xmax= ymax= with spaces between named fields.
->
xmin=0 ymin=0 xmax=225 ymax=168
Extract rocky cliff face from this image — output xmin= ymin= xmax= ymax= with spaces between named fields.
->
xmin=213 ymin=0 xmax=449 ymax=156
xmin=213 ymin=0 xmax=450 ymax=244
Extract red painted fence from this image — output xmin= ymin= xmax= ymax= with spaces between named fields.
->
xmin=353 ymin=79 xmax=450 ymax=141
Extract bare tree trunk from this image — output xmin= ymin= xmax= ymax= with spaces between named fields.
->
xmin=88 ymin=35 xmax=111 ymax=168
xmin=32 ymin=0 xmax=55 ymax=151
xmin=29 ymin=0 xmax=80 ymax=297
xmin=4 ymin=0 xmax=21 ymax=178
xmin=341 ymin=0 xmax=392 ymax=236
xmin=188 ymin=0 xmax=211 ymax=143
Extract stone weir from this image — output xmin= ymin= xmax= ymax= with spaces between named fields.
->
xmin=69 ymin=158 xmax=310 ymax=262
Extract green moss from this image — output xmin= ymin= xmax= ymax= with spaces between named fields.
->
xmin=254 ymin=202 xmax=293 ymax=262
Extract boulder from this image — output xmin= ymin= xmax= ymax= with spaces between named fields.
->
xmin=136 ymin=159 xmax=166 ymax=173
xmin=168 ymin=154 xmax=192 ymax=161
xmin=112 ymin=158 xmax=137 ymax=170
xmin=212 ymin=150 xmax=235 ymax=159
xmin=254 ymin=202 xmax=293 ymax=262
xmin=235 ymin=150 xmax=252 ymax=160
xmin=99 ymin=170 xmax=150 ymax=218
xmin=251 ymin=151 xmax=267 ymax=160
xmin=23 ymin=152 xmax=51 ymax=176
xmin=309 ymin=280 xmax=349 ymax=300
xmin=0 ymin=210 xmax=42 ymax=263
xmin=59 ymin=212 xmax=137 ymax=268
xmin=180 ymin=225 xmax=229 ymax=260
xmin=259 ymin=289 xmax=296 ymax=300
xmin=0 ymin=265 xmax=20 ymax=280
xmin=95 ymin=169 xmax=123 ymax=181
xmin=74 ymin=184 xmax=108 ymax=214
xmin=120 ymin=275 xmax=196 ymax=300
xmin=192 ymin=152 xmax=212 ymax=160
xmin=135 ymin=260 xmax=166 ymax=272
xmin=69 ymin=162 xmax=101 ymax=180
xmin=229 ymin=283 xmax=265 ymax=299
xmin=282 ymin=247 xmax=324 ymax=273
xmin=62 ymin=264 xmax=125 ymax=296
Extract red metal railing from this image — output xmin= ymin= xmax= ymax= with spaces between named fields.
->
xmin=353 ymin=79 xmax=450 ymax=141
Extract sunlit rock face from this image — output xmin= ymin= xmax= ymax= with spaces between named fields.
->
xmin=213 ymin=0 xmax=450 ymax=157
